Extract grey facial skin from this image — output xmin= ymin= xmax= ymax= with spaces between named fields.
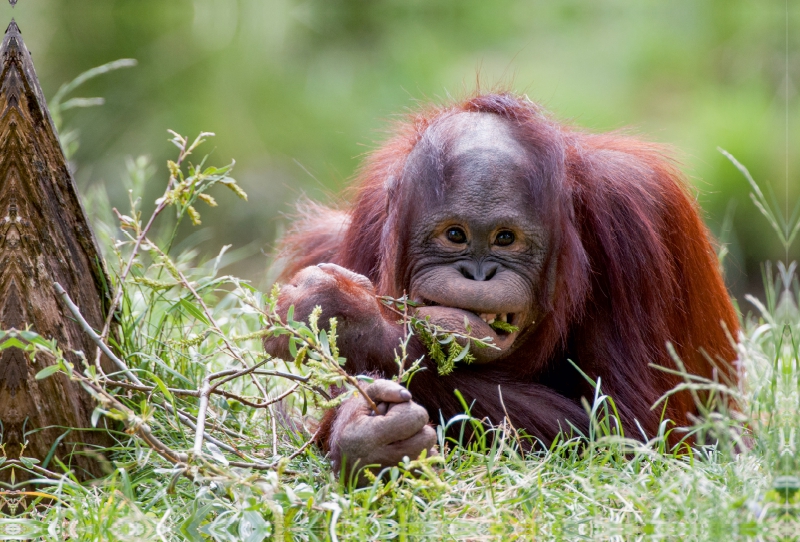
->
xmin=405 ymin=113 xmax=553 ymax=362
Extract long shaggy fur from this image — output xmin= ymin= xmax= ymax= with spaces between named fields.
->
xmin=277 ymin=92 xmax=739 ymax=441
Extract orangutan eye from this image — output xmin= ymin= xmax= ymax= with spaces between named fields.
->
xmin=446 ymin=227 xmax=467 ymax=244
xmin=495 ymin=230 xmax=515 ymax=246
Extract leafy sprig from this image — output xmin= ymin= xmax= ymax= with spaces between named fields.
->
xmin=379 ymin=295 xmax=499 ymax=376
xmin=490 ymin=320 xmax=519 ymax=334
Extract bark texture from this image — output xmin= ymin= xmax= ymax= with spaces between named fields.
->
xmin=0 ymin=20 xmax=112 ymax=481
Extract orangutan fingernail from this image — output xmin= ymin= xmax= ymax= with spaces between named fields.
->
xmin=399 ymin=389 xmax=412 ymax=401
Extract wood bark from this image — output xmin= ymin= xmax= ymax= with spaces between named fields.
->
xmin=0 ymin=20 xmax=113 ymax=482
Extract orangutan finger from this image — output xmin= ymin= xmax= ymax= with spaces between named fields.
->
xmin=368 ymin=400 xmax=429 ymax=445
xmin=365 ymin=379 xmax=413 ymax=404
xmin=388 ymin=424 xmax=437 ymax=459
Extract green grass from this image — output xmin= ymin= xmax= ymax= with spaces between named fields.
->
xmin=1 ymin=137 xmax=798 ymax=541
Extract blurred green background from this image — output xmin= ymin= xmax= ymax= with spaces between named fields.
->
xmin=1 ymin=0 xmax=797 ymax=300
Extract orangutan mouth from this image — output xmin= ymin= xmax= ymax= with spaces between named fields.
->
xmin=416 ymin=297 xmax=519 ymax=335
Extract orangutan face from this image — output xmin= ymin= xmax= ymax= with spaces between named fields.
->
xmin=405 ymin=113 xmax=555 ymax=362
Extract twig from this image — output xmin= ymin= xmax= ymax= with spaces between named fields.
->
xmin=1 ymin=459 xmax=78 ymax=483
xmin=229 ymin=425 xmax=322 ymax=470
xmin=193 ymin=374 xmax=212 ymax=456
xmin=380 ymin=295 xmax=501 ymax=351
xmin=210 ymin=358 xmax=271 ymax=390
xmin=53 ymin=282 xmax=143 ymax=385
xmin=252 ymin=370 xmax=332 ymax=400
xmin=252 ymin=369 xmax=309 ymax=383
xmin=298 ymin=334 xmax=379 ymax=414
xmin=269 ymin=403 xmax=279 ymax=457
xmin=96 ymin=199 xmax=168 ymax=369
xmin=107 ymin=379 xmax=301 ymax=408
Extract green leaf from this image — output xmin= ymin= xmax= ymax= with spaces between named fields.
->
xmin=319 ymin=330 xmax=331 ymax=356
xmin=19 ymin=330 xmax=41 ymax=342
xmin=35 ymin=364 xmax=61 ymax=380
xmin=91 ymin=406 xmax=104 ymax=427
xmin=205 ymin=442 xmax=229 ymax=466
xmin=19 ymin=456 xmax=40 ymax=468
xmin=297 ymin=327 xmax=316 ymax=341
xmin=453 ymin=340 xmax=471 ymax=363
xmin=0 ymin=337 xmax=29 ymax=350
xmin=105 ymin=408 xmax=128 ymax=421
xmin=177 ymin=298 xmax=211 ymax=326
xmin=151 ymin=373 xmax=174 ymax=402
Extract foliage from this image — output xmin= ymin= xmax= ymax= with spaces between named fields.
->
xmin=0 ymin=130 xmax=796 ymax=540
xmin=378 ymin=296 xmax=486 ymax=377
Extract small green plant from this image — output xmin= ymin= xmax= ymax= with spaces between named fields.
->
xmin=378 ymin=295 xmax=501 ymax=376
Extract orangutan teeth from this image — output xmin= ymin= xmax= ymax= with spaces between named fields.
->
xmin=499 ymin=313 xmax=508 ymax=323
xmin=479 ymin=313 xmax=496 ymax=324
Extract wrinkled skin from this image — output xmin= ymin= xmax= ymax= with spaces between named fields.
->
xmin=404 ymin=114 xmax=554 ymax=362
xmin=264 ymin=114 xmax=555 ymax=483
xmin=331 ymin=379 xmax=437 ymax=486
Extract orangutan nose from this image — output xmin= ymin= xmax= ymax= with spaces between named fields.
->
xmin=457 ymin=261 xmax=499 ymax=281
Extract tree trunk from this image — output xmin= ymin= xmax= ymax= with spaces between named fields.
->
xmin=0 ymin=20 xmax=113 ymax=482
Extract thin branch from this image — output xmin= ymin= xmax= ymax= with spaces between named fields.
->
xmin=1 ymin=459 xmax=79 ymax=483
xmin=97 ymin=199 xmax=169 ymax=368
xmin=253 ymin=370 xmax=310 ymax=383
xmin=193 ymin=374 xmax=212 ymax=456
xmin=94 ymin=134 xmax=196 ymax=366
xmin=95 ymin=131 xmax=213 ymax=367
xmin=228 ymin=425 xmax=322 ymax=470
xmin=380 ymin=296 xmax=501 ymax=351
xmin=269 ymin=403 xmax=279 ymax=457
xmin=53 ymin=282 xmax=143 ymax=385
xmin=211 ymin=357 xmax=271 ymax=390
xmin=108 ymin=379 xmax=301 ymax=408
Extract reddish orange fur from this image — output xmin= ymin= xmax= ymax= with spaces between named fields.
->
xmin=276 ymin=92 xmax=739 ymax=442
